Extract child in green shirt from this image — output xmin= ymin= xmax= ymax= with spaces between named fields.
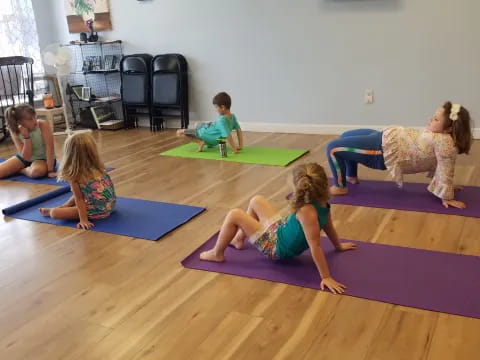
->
xmin=177 ymin=92 xmax=243 ymax=153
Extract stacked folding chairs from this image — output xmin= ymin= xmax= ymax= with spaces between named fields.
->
xmin=120 ymin=54 xmax=188 ymax=131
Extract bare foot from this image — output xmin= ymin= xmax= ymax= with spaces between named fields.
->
xmin=330 ymin=186 xmax=349 ymax=196
xmin=346 ymin=176 xmax=359 ymax=184
xmin=39 ymin=208 xmax=51 ymax=217
xmin=176 ymin=129 xmax=184 ymax=137
xmin=200 ymin=249 xmax=225 ymax=262
xmin=195 ymin=142 xmax=205 ymax=152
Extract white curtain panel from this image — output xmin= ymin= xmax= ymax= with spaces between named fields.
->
xmin=0 ymin=0 xmax=42 ymax=73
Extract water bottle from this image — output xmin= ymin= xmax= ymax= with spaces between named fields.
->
xmin=218 ymin=138 xmax=227 ymax=158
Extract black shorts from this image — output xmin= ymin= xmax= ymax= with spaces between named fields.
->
xmin=15 ymin=153 xmax=57 ymax=169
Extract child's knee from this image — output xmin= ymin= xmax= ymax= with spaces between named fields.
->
xmin=227 ymin=208 xmax=244 ymax=221
xmin=28 ymin=167 xmax=46 ymax=178
xmin=326 ymin=140 xmax=341 ymax=157
xmin=250 ymin=195 xmax=266 ymax=207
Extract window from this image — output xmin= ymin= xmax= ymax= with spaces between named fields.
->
xmin=0 ymin=0 xmax=42 ymax=73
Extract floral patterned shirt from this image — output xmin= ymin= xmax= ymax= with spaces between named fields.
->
xmin=382 ymin=126 xmax=457 ymax=200
xmin=80 ymin=172 xmax=116 ymax=219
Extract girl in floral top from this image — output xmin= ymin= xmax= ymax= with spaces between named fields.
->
xmin=327 ymin=102 xmax=473 ymax=209
xmin=39 ymin=133 xmax=116 ymax=229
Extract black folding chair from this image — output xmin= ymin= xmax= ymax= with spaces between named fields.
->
xmin=120 ymin=54 xmax=153 ymax=129
xmin=0 ymin=56 xmax=34 ymax=143
xmin=151 ymin=54 xmax=189 ymax=131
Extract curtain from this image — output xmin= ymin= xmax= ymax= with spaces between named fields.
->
xmin=0 ymin=0 xmax=42 ymax=73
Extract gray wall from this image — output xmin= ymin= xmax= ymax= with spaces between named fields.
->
xmin=32 ymin=0 xmax=60 ymax=50
xmin=33 ymin=0 xmax=479 ymax=131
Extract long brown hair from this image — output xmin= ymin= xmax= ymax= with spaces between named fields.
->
xmin=442 ymin=101 xmax=473 ymax=154
xmin=58 ymin=133 xmax=105 ymax=183
xmin=4 ymin=104 xmax=36 ymax=135
xmin=290 ymin=163 xmax=330 ymax=211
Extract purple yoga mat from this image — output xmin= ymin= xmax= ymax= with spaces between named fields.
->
xmin=288 ymin=180 xmax=480 ymax=218
xmin=182 ymin=233 xmax=480 ymax=319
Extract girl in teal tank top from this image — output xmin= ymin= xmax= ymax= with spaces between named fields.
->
xmin=0 ymin=104 xmax=56 ymax=179
xmin=199 ymin=163 xmax=357 ymax=294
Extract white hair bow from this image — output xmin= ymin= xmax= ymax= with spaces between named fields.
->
xmin=450 ymin=104 xmax=461 ymax=121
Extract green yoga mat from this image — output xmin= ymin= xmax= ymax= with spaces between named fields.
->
xmin=161 ymin=143 xmax=309 ymax=166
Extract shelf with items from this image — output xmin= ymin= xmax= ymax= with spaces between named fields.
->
xmin=70 ymin=70 xmax=120 ymax=75
xmin=65 ymin=40 xmax=122 ymax=46
xmin=65 ymin=40 xmax=123 ymax=129
xmin=67 ymin=85 xmax=123 ymax=130
xmin=69 ymin=89 xmax=122 ymax=105
xmin=85 ymin=69 xmax=120 ymax=74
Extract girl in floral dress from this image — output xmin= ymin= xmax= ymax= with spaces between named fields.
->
xmin=39 ymin=133 xmax=116 ymax=229
xmin=326 ymin=102 xmax=473 ymax=209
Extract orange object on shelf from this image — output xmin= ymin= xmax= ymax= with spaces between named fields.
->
xmin=43 ymin=93 xmax=54 ymax=109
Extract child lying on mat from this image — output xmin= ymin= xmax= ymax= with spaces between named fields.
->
xmin=0 ymin=104 xmax=56 ymax=179
xmin=39 ymin=133 xmax=116 ymax=230
xmin=176 ymin=92 xmax=243 ymax=153
xmin=200 ymin=163 xmax=356 ymax=294
xmin=327 ymin=101 xmax=473 ymax=209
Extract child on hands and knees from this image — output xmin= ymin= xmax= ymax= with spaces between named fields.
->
xmin=0 ymin=104 xmax=56 ymax=179
xmin=176 ymin=92 xmax=243 ymax=153
xmin=39 ymin=133 xmax=116 ymax=230
xmin=327 ymin=101 xmax=473 ymax=209
xmin=200 ymin=163 xmax=356 ymax=294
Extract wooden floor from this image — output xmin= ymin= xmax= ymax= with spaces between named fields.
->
xmin=0 ymin=129 xmax=479 ymax=360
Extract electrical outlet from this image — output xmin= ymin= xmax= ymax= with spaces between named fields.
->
xmin=364 ymin=89 xmax=374 ymax=104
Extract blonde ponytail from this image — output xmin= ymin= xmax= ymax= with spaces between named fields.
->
xmin=290 ymin=163 xmax=329 ymax=211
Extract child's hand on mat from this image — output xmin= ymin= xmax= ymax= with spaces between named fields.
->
xmin=77 ymin=220 xmax=94 ymax=230
xmin=320 ymin=277 xmax=346 ymax=294
xmin=336 ymin=242 xmax=357 ymax=251
xmin=47 ymin=171 xmax=57 ymax=178
xmin=442 ymin=199 xmax=466 ymax=209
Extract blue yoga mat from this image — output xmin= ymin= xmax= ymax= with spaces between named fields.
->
xmin=0 ymin=158 xmax=114 ymax=186
xmin=2 ymin=186 xmax=205 ymax=241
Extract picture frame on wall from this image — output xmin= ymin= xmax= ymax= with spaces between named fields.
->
xmin=64 ymin=0 xmax=112 ymax=33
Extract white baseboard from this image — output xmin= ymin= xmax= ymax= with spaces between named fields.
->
xmin=138 ymin=118 xmax=182 ymax=128
xmin=142 ymin=118 xmax=480 ymax=140
xmin=238 ymin=122 xmax=480 ymax=139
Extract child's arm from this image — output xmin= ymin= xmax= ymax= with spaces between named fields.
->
xmin=70 ymin=181 xmax=94 ymax=230
xmin=297 ymin=205 xmax=346 ymax=294
xmin=15 ymin=126 xmax=32 ymax=160
xmin=39 ymin=120 xmax=56 ymax=176
xmin=10 ymin=131 xmax=24 ymax=154
xmin=226 ymin=135 xmax=239 ymax=154
xmin=429 ymin=138 xmax=465 ymax=209
xmin=323 ymin=214 xmax=356 ymax=251
xmin=236 ymin=128 xmax=244 ymax=150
